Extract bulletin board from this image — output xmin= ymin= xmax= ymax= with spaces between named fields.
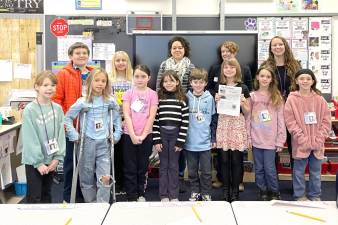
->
xmin=0 ymin=15 xmax=42 ymax=106
xmin=44 ymin=15 xmax=133 ymax=72
xmin=225 ymin=16 xmax=333 ymax=99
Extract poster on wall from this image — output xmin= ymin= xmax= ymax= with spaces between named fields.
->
xmin=57 ymin=35 xmax=92 ymax=61
xmin=258 ymin=18 xmax=275 ymax=40
xmin=75 ymin=0 xmax=102 ymax=10
xmin=303 ymin=0 xmax=319 ymax=10
xmin=291 ymin=18 xmax=308 ymax=39
xmin=0 ymin=0 xmax=43 ymax=14
xmin=275 ymin=18 xmax=291 ymax=39
xmin=276 ymin=0 xmax=298 ymax=11
xmin=308 ymin=17 xmax=331 ymax=94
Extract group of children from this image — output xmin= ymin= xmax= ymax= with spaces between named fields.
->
xmin=22 ymin=41 xmax=331 ymax=204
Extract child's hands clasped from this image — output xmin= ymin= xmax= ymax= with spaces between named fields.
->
xmin=37 ymin=159 xmax=59 ymax=175
xmin=175 ymin=146 xmax=182 ymax=152
xmin=155 ymin=144 xmax=163 ymax=152
xmin=48 ymin=159 xmax=59 ymax=172
xmin=276 ymin=147 xmax=283 ymax=152
xmin=37 ymin=164 xmax=49 ymax=175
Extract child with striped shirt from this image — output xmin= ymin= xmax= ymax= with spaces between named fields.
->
xmin=153 ymin=70 xmax=189 ymax=202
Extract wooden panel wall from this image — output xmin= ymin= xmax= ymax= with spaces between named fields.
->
xmin=0 ymin=18 xmax=40 ymax=106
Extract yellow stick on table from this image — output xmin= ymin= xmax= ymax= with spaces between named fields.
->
xmin=64 ymin=217 xmax=72 ymax=225
xmin=287 ymin=211 xmax=326 ymax=223
xmin=192 ymin=205 xmax=203 ymax=223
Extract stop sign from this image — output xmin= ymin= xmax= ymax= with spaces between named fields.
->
xmin=50 ymin=18 xmax=69 ymax=37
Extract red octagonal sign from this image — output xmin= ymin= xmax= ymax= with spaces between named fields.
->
xmin=50 ymin=18 xmax=69 ymax=37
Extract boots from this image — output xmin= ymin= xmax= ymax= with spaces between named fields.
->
xmin=223 ymin=187 xmax=231 ymax=202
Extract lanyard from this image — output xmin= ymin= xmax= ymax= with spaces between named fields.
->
xmin=276 ymin=66 xmax=287 ymax=96
xmin=36 ymin=99 xmax=56 ymax=142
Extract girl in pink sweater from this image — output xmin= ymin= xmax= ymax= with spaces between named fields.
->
xmin=284 ymin=69 xmax=331 ymax=201
xmin=247 ymin=66 xmax=286 ymax=201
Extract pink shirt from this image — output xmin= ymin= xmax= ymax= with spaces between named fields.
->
xmin=284 ymin=91 xmax=331 ymax=160
xmin=246 ymin=91 xmax=286 ymax=150
xmin=122 ymin=88 xmax=158 ymax=136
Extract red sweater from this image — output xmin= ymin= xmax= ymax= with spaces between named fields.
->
xmin=284 ymin=91 xmax=331 ymax=160
xmin=52 ymin=63 xmax=92 ymax=114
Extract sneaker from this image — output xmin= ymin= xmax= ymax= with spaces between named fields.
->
xmin=201 ymin=194 xmax=212 ymax=201
xmin=270 ymin=192 xmax=281 ymax=200
xmin=212 ymin=180 xmax=223 ymax=188
xmin=137 ymin=196 xmax=146 ymax=202
xmin=170 ymin=198 xmax=179 ymax=202
xmin=259 ymin=190 xmax=269 ymax=201
xmin=239 ymin=183 xmax=245 ymax=192
xmin=310 ymin=197 xmax=321 ymax=201
xmin=189 ymin=192 xmax=201 ymax=201
xmin=161 ymin=198 xmax=170 ymax=202
xmin=296 ymin=196 xmax=309 ymax=201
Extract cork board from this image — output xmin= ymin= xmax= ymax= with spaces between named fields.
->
xmin=0 ymin=18 xmax=41 ymax=106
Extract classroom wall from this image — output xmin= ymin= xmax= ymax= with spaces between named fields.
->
xmin=224 ymin=0 xmax=338 ymax=15
xmin=44 ymin=0 xmax=219 ymax=15
xmin=44 ymin=0 xmax=338 ymax=96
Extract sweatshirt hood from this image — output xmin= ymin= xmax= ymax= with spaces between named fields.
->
xmin=187 ymin=90 xmax=212 ymax=100
xmin=289 ymin=91 xmax=317 ymax=98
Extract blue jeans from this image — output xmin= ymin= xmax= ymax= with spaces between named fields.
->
xmin=293 ymin=151 xmax=321 ymax=199
xmin=79 ymin=137 xmax=111 ymax=203
xmin=253 ymin=147 xmax=279 ymax=192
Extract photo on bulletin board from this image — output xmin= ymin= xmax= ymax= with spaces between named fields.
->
xmin=303 ymin=0 xmax=319 ymax=10
xmin=75 ymin=0 xmax=102 ymax=10
xmin=276 ymin=0 xmax=298 ymax=11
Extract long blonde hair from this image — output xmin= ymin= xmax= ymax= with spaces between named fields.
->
xmin=254 ymin=66 xmax=283 ymax=107
xmin=85 ymin=68 xmax=111 ymax=103
xmin=219 ymin=58 xmax=242 ymax=84
xmin=111 ymin=51 xmax=133 ymax=82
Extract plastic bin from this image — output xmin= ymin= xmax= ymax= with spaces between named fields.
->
xmin=14 ymin=182 xmax=27 ymax=196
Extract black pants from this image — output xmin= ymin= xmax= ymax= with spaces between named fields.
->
xmin=25 ymin=165 xmax=53 ymax=203
xmin=217 ymin=150 xmax=244 ymax=184
xmin=114 ymin=139 xmax=124 ymax=189
xmin=220 ymin=150 xmax=243 ymax=194
xmin=123 ymin=134 xmax=152 ymax=201
xmin=63 ymin=138 xmax=83 ymax=202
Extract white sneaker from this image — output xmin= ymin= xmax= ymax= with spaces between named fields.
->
xmin=161 ymin=198 xmax=170 ymax=202
xmin=310 ymin=197 xmax=321 ymax=201
xmin=137 ymin=196 xmax=146 ymax=202
xmin=296 ymin=196 xmax=309 ymax=201
xmin=201 ymin=194 xmax=212 ymax=201
xmin=189 ymin=192 xmax=200 ymax=201
xmin=170 ymin=198 xmax=179 ymax=202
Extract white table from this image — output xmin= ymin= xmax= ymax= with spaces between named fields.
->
xmin=0 ymin=203 xmax=110 ymax=225
xmin=232 ymin=201 xmax=338 ymax=225
xmin=103 ymin=201 xmax=236 ymax=225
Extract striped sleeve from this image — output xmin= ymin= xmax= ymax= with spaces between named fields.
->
xmin=153 ymin=109 xmax=161 ymax=145
xmin=176 ymin=100 xmax=189 ymax=148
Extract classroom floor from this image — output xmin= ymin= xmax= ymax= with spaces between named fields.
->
xmin=50 ymin=177 xmax=336 ymax=203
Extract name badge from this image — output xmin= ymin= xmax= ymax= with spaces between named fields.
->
xmin=45 ymin=138 xmax=59 ymax=155
xmin=213 ymin=77 xmax=218 ymax=82
xmin=94 ymin=118 xmax=104 ymax=131
xmin=259 ymin=110 xmax=271 ymax=122
xmin=195 ymin=112 xmax=205 ymax=123
xmin=304 ymin=112 xmax=317 ymax=124
xmin=131 ymin=99 xmax=144 ymax=112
